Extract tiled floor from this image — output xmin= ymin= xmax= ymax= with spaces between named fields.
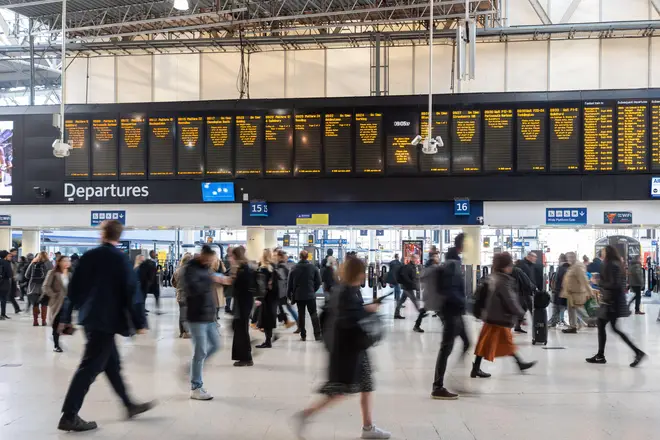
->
xmin=1 ymin=297 xmax=659 ymax=439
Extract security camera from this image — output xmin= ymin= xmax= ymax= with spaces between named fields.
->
xmin=411 ymin=135 xmax=422 ymax=146
xmin=476 ymin=216 xmax=484 ymax=225
xmin=33 ymin=187 xmax=50 ymax=199
xmin=435 ymin=135 xmax=444 ymax=147
xmin=422 ymin=138 xmax=438 ymax=155
xmin=52 ymin=139 xmax=72 ymax=158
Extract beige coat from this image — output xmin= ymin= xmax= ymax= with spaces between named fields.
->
xmin=41 ymin=269 xmax=71 ymax=325
xmin=560 ymin=263 xmax=592 ymax=306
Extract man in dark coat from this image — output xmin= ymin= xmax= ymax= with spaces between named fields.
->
xmin=393 ymin=254 xmax=428 ymax=333
xmin=0 ymin=250 xmax=16 ymax=319
xmin=516 ymin=252 xmax=543 ymax=291
xmin=387 ymin=253 xmax=403 ymax=302
xmin=58 ymin=220 xmax=152 ymax=432
xmin=138 ymin=250 xmax=161 ymax=314
xmin=511 ymin=266 xmax=535 ymax=333
xmin=287 ymin=250 xmax=322 ymax=341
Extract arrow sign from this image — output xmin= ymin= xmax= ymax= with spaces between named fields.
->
xmin=91 ymin=210 xmax=127 ymax=227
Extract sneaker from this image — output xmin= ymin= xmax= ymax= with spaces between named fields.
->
xmin=630 ymin=351 xmax=647 ymax=368
xmin=54 ymin=347 xmax=63 ymax=353
xmin=256 ymin=342 xmax=272 ymax=349
xmin=127 ymin=401 xmax=156 ymax=418
xmin=586 ymin=355 xmax=607 ymax=364
xmin=361 ymin=425 xmax=392 ymax=439
xmin=393 ymin=315 xmax=405 ymax=320
xmin=431 ymin=388 xmax=458 ymax=400
xmin=413 ymin=326 xmax=424 ymax=333
xmin=291 ymin=411 xmax=308 ymax=440
xmin=562 ymin=328 xmax=577 ymax=334
xmin=635 ymin=311 xmax=646 ymax=315
xmin=514 ymin=327 xmax=528 ymax=334
xmin=190 ymin=388 xmax=214 ymax=401
xmin=58 ymin=415 xmax=98 ymax=432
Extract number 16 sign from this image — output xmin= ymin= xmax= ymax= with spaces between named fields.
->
xmin=454 ymin=198 xmax=470 ymax=216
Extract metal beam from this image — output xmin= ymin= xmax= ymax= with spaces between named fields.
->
xmin=560 ymin=0 xmax=582 ymax=23
xmin=0 ymin=0 xmax=62 ymax=9
xmin=29 ymin=18 xmax=35 ymax=105
xmin=528 ymin=0 xmax=551 ymax=25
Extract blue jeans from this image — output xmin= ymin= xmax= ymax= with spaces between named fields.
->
xmin=286 ymin=303 xmax=299 ymax=322
xmin=189 ymin=322 xmax=220 ymax=390
xmin=393 ymin=284 xmax=402 ymax=302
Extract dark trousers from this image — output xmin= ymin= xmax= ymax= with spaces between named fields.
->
xmin=0 ymin=287 xmax=19 ymax=316
xmin=62 ymin=331 xmax=133 ymax=417
xmin=52 ymin=311 xmax=61 ymax=349
xmin=178 ymin=302 xmax=188 ymax=335
xmin=597 ymin=316 xmax=641 ymax=357
xmin=395 ymin=289 xmax=426 ymax=327
xmin=432 ymin=315 xmax=470 ymax=391
xmin=629 ymin=286 xmax=642 ymax=312
xmin=296 ymin=299 xmax=321 ymax=339
xmin=231 ymin=317 xmax=252 ymax=361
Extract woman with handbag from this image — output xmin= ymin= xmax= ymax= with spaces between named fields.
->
xmin=41 ymin=255 xmax=72 ymax=352
xmin=294 ymin=256 xmax=390 ymax=440
xmin=586 ymin=246 xmax=646 ymax=367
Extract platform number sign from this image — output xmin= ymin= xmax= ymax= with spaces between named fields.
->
xmin=91 ymin=210 xmax=126 ymax=226
xmin=454 ymin=198 xmax=470 ymax=216
xmin=250 ymin=201 xmax=269 ymax=217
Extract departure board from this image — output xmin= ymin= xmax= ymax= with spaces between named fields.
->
xmin=324 ymin=113 xmax=352 ymax=174
xmin=265 ymin=114 xmax=293 ymax=175
xmin=64 ymin=119 xmax=90 ymax=179
xmin=451 ymin=110 xmax=481 ymax=172
xmin=386 ymin=113 xmax=418 ymax=174
xmin=119 ymin=116 xmax=146 ymax=178
xmin=177 ymin=116 xmax=203 ymax=176
xmin=148 ymin=117 xmax=175 ymax=177
xmin=205 ymin=116 xmax=233 ymax=176
xmin=420 ymin=111 xmax=450 ymax=173
xmin=91 ymin=118 xmax=118 ymax=178
xmin=517 ymin=108 xmax=546 ymax=171
xmin=355 ymin=113 xmax=383 ymax=174
xmin=236 ymin=115 xmax=263 ymax=176
xmin=617 ymin=100 xmax=648 ymax=172
xmin=483 ymin=109 xmax=513 ymax=172
xmin=652 ymin=102 xmax=660 ymax=171
xmin=294 ymin=113 xmax=322 ymax=175
xmin=583 ymin=102 xmax=614 ymax=172
xmin=549 ymin=107 xmax=579 ymax=171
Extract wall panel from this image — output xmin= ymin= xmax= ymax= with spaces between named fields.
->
xmin=65 ymin=57 xmax=88 ymax=104
xmin=601 ymin=38 xmax=648 ymax=89
xmin=506 ymin=41 xmax=548 ymax=92
xmin=549 ymin=39 xmax=599 ymax=91
xmin=388 ymin=46 xmax=413 ymax=96
xmin=285 ymin=49 xmax=325 ymax=98
xmin=88 ymin=57 xmax=115 ymax=104
xmin=200 ymin=52 xmax=241 ymax=100
xmin=651 ymin=38 xmax=660 ymax=87
xmin=153 ymin=54 xmax=200 ymax=102
xmin=117 ymin=55 xmax=152 ymax=103
xmin=413 ymin=44 xmax=453 ymax=94
xmin=326 ymin=48 xmax=370 ymax=97
xmin=249 ymin=51 xmax=285 ymax=98
xmin=601 ymin=0 xmax=649 ymax=21
xmin=507 ymin=0 xmax=547 ymax=25
xmin=462 ymin=43 xmax=505 ymax=93
xmin=549 ymin=0 xmax=599 ymax=23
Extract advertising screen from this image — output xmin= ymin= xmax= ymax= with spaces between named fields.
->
xmin=201 ymin=182 xmax=235 ymax=202
xmin=0 ymin=121 xmax=12 ymax=201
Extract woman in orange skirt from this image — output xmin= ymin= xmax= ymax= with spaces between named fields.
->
xmin=472 ymin=252 xmax=537 ymax=378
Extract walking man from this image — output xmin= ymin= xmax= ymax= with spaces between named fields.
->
xmin=394 ymin=254 xmax=428 ymax=333
xmin=288 ymin=250 xmax=322 ymax=341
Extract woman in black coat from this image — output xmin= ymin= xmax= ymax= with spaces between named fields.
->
xmin=587 ymin=245 xmax=646 ymax=367
xmin=256 ymin=249 xmax=279 ymax=348
xmin=230 ymin=246 xmax=255 ymax=367
xmin=294 ymin=256 xmax=391 ymax=440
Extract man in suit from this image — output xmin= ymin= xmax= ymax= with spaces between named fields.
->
xmin=58 ymin=220 xmax=153 ymax=432
xmin=138 ymin=250 xmax=162 ymax=314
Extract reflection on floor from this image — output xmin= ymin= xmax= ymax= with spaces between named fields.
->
xmin=1 ymin=297 xmax=659 ymax=440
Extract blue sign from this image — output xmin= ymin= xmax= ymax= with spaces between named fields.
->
xmin=91 ymin=210 xmax=126 ymax=226
xmin=513 ymin=241 xmax=523 ymax=247
xmin=376 ymin=230 xmax=384 ymax=236
xmin=321 ymin=239 xmax=347 ymax=245
xmin=652 ymin=177 xmax=660 ymax=198
xmin=360 ymin=230 xmax=368 ymax=236
xmin=545 ymin=208 xmax=587 ymax=225
xmin=603 ymin=211 xmax=632 ymax=224
xmin=0 ymin=215 xmax=10 ymax=226
xmin=653 ymin=240 xmax=658 ymax=246
xmin=454 ymin=198 xmax=470 ymax=216
xmin=201 ymin=182 xmax=235 ymax=202
xmin=249 ymin=201 xmax=269 ymax=217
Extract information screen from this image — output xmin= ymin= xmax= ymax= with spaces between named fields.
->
xmin=451 ymin=110 xmax=481 ymax=172
xmin=64 ymin=119 xmax=90 ymax=179
xmin=148 ymin=117 xmax=175 ymax=177
xmin=91 ymin=118 xmax=118 ymax=178
xmin=617 ymin=100 xmax=648 ymax=172
xmin=386 ymin=113 xmax=419 ymax=174
xmin=236 ymin=115 xmax=263 ymax=176
xmin=420 ymin=111 xmax=450 ymax=173
xmin=205 ymin=116 xmax=233 ymax=176
xmin=119 ymin=116 xmax=146 ymax=178
xmin=355 ymin=112 xmax=383 ymax=174
xmin=324 ymin=113 xmax=352 ymax=174
xmin=517 ymin=108 xmax=546 ymax=171
xmin=265 ymin=114 xmax=293 ymax=175
xmin=652 ymin=102 xmax=660 ymax=171
xmin=549 ymin=107 xmax=579 ymax=171
xmin=583 ymin=102 xmax=614 ymax=172
xmin=294 ymin=113 xmax=322 ymax=175
xmin=177 ymin=116 xmax=203 ymax=176
xmin=483 ymin=109 xmax=513 ymax=172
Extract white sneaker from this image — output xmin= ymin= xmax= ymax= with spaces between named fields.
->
xmin=361 ymin=425 xmax=391 ymax=439
xmin=190 ymin=388 xmax=213 ymax=400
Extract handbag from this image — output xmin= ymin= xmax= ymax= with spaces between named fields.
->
xmin=355 ymin=313 xmax=385 ymax=350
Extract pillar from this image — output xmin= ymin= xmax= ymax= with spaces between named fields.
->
xmin=462 ymin=227 xmax=481 ymax=292
xmin=0 ymin=229 xmax=11 ymax=251
xmin=264 ymin=229 xmax=277 ymax=250
xmin=181 ymin=229 xmax=196 ymax=246
xmin=246 ymin=227 xmax=265 ymax=262
xmin=22 ymin=230 xmax=41 ymax=256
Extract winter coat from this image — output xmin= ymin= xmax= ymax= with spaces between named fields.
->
xmin=599 ymin=259 xmax=629 ymax=318
xmin=41 ymin=269 xmax=71 ymax=325
xmin=172 ymin=266 xmax=186 ymax=303
xmin=232 ymin=262 xmax=256 ymax=320
xmin=560 ymin=263 xmax=592 ymax=307
xmin=183 ymin=259 xmax=216 ymax=323
xmin=515 ymin=258 xmax=543 ymax=291
xmin=0 ymin=259 xmax=12 ymax=294
xmin=287 ymin=260 xmax=321 ymax=301
xmin=627 ymin=262 xmax=644 ymax=288
xmin=483 ymin=272 xmax=525 ymax=328
xmin=553 ymin=263 xmax=570 ymax=306
xmin=398 ymin=262 xmax=419 ymax=291
xmin=441 ymin=247 xmax=467 ymax=317
xmin=387 ymin=259 xmax=403 ymax=285
xmin=257 ymin=264 xmax=279 ymax=330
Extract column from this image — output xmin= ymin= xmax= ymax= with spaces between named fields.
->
xmin=22 ymin=230 xmax=41 ymax=256
xmin=462 ymin=226 xmax=482 ymax=292
xmin=264 ymin=229 xmax=277 ymax=250
xmin=246 ymin=227 xmax=265 ymax=261
xmin=0 ymin=229 xmax=11 ymax=251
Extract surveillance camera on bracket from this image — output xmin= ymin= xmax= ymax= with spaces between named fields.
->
xmin=52 ymin=139 xmax=72 ymax=158
xmin=33 ymin=187 xmax=50 ymax=199
xmin=411 ymin=135 xmax=423 ymax=146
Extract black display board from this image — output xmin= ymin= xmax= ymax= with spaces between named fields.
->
xmin=177 ymin=116 xmax=203 ymax=176
xmin=64 ymin=118 xmax=90 ymax=179
xmin=91 ymin=118 xmax=118 ymax=178
xmin=355 ymin=112 xmax=383 ymax=174
xmin=148 ymin=117 xmax=175 ymax=177
xmin=119 ymin=116 xmax=146 ymax=178
xmin=386 ymin=112 xmax=419 ymax=174
xmin=549 ymin=106 xmax=579 ymax=171
xmin=483 ymin=109 xmax=513 ymax=172
xmin=616 ymin=100 xmax=648 ymax=172
xmin=451 ymin=110 xmax=481 ymax=172
xmin=265 ymin=114 xmax=293 ymax=176
xmin=324 ymin=112 xmax=352 ymax=174
xmin=517 ymin=108 xmax=546 ymax=171
xmin=294 ymin=113 xmax=322 ymax=175
xmin=235 ymin=115 xmax=263 ymax=176
xmin=652 ymin=101 xmax=660 ymax=171
xmin=205 ymin=116 xmax=233 ymax=176
xmin=583 ymin=101 xmax=614 ymax=172
xmin=419 ymin=111 xmax=450 ymax=173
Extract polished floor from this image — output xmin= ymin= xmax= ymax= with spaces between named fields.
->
xmin=1 ymin=295 xmax=660 ymax=440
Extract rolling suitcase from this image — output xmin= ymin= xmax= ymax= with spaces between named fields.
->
xmin=532 ymin=307 xmax=548 ymax=346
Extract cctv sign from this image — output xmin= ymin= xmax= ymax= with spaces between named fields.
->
xmin=64 ymin=183 xmax=149 ymax=202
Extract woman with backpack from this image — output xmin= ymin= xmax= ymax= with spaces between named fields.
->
xmin=255 ymin=249 xmax=279 ymax=349
xmin=26 ymin=251 xmax=49 ymax=326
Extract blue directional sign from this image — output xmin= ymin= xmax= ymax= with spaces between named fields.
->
xmin=91 ymin=210 xmax=126 ymax=227
xmin=545 ymin=208 xmax=587 ymax=225
xmin=376 ymin=230 xmax=384 ymax=236
xmin=249 ymin=201 xmax=269 ymax=217
xmin=360 ymin=230 xmax=368 ymax=236
xmin=0 ymin=215 xmax=11 ymax=226
xmin=653 ymin=240 xmax=658 ymax=247
xmin=321 ymin=239 xmax=347 ymax=245
xmin=454 ymin=198 xmax=470 ymax=216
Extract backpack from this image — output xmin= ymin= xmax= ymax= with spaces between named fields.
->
xmin=422 ymin=264 xmax=449 ymax=312
xmin=29 ymin=262 xmax=46 ymax=282
xmin=275 ymin=266 xmax=288 ymax=299
xmin=472 ymin=277 xmax=490 ymax=319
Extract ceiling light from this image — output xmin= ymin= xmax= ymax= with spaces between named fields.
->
xmin=173 ymin=0 xmax=190 ymax=11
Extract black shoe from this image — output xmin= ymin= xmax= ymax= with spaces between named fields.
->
xmin=54 ymin=347 xmax=63 ymax=353
xmin=431 ymin=388 xmax=458 ymax=400
xmin=394 ymin=315 xmax=405 ymax=320
xmin=300 ymin=336 xmax=306 ymax=341
xmin=0 ymin=316 xmax=5 ymax=321
xmin=256 ymin=342 xmax=272 ymax=348
xmin=514 ymin=327 xmax=527 ymax=334
xmin=315 ymin=336 xmax=323 ymax=342
xmin=293 ymin=328 xmax=301 ymax=334
xmin=58 ymin=415 xmax=98 ymax=432
xmin=1 ymin=315 xmax=10 ymax=319
xmin=586 ymin=355 xmax=607 ymax=364
xmin=630 ymin=351 xmax=647 ymax=368
xmin=413 ymin=326 xmax=424 ymax=333
xmin=562 ymin=328 xmax=577 ymax=334
xmin=518 ymin=360 xmax=537 ymax=372
xmin=127 ymin=401 xmax=155 ymax=419
xmin=233 ymin=361 xmax=254 ymax=367
xmin=470 ymin=365 xmax=491 ymax=378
